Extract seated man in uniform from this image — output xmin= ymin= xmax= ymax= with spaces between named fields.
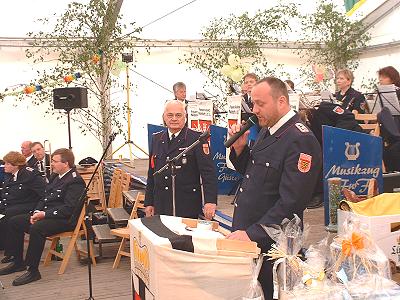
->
xmin=30 ymin=142 xmax=51 ymax=180
xmin=145 ymin=100 xmax=217 ymax=220
xmin=0 ymin=152 xmax=45 ymax=263
xmin=20 ymin=141 xmax=36 ymax=168
xmin=0 ymin=148 xmax=85 ymax=286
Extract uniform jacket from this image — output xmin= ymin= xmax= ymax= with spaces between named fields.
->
xmin=0 ymin=167 xmax=46 ymax=213
xmin=26 ymin=155 xmax=37 ymax=168
xmin=145 ymin=127 xmax=217 ymax=218
xmin=230 ymin=114 xmax=322 ymax=252
xmin=308 ymin=102 xmax=364 ymax=145
xmin=335 ymin=87 xmax=367 ymax=114
xmin=35 ymin=168 xmax=85 ymax=221
xmin=31 ymin=153 xmax=51 ymax=180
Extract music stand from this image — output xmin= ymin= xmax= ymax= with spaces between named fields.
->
xmin=107 ymin=53 xmax=148 ymax=165
xmin=370 ymin=84 xmax=400 ymax=115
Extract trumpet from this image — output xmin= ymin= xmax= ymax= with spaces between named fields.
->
xmin=43 ymin=139 xmax=52 ymax=175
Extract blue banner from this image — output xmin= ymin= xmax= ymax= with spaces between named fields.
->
xmin=210 ymin=125 xmax=243 ymax=195
xmin=323 ymin=126 xmax=383 ymax=226
xmin=147 ymin=124 xmax=166 ymax=153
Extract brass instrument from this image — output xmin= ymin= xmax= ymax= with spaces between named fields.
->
xmin=43 ymin=139 xmax=52 ymax=175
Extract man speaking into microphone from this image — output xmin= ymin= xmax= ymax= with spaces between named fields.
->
xmin=226 ymin=77 xmax=322 ymax=299
xmin=145 ymin=100 xmax=217 ymax=220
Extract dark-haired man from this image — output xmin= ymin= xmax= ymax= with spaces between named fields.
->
xmin=30 ymin=142 xmax=51 ymax=180
xmin=227 ymin=77 xmax=322 ymax=299
xmin=0 ymin=148 xmax=85 ymax=286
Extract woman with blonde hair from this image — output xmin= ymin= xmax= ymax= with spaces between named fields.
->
xmin=335 ymin=68 xmax=367 ymax=113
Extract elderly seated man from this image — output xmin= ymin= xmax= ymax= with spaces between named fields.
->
xmin=0 ymin=148 xmax=85 ymax=286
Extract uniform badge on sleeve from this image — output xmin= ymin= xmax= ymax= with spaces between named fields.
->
xmin=333 ymin=106 xmax=344 ymax=114
xmin=295 ymin=123 xmax=309 ymax=133
xmin=202 ymin=143 xmax=210 ymax=155
xmin=298 ymin=153 xmax=312 ymax=173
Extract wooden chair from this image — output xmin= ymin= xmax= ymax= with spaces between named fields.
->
xmin=43 ymin=206 xmax=97 ymax=275
xmin=107 ymin=170 xmax=132 ymax=227
xmin=110 ymin=192 xmax=145 ymax=269
xmin=354 ymin=112 xmax=386 ymax=172
xmin=77 ymin=165 xmax=106 ymax=212
xmin=108 ymin=168 xmax=122 ymax=208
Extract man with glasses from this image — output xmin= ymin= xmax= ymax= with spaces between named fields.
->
xmin=0 ymin=148 xmax=85 ymax=286
xmin=145 ymin=100 xmax=217 ymax=220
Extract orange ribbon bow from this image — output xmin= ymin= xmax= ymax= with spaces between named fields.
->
xmin=341 ymin=232 xmax=364 ymax=257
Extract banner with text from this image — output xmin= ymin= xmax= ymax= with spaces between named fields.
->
xmin=210 ymin=125 xmax=242 ymax=194
xmin=198 ymin=100 xmax=213 ymax=132
xmin=227 ymin=95 xmax=242 ymax=127
xmin=322 ymin=126 xmax=383 ymax=225
xmin=187 ymin=101 xmax=199 ymax=131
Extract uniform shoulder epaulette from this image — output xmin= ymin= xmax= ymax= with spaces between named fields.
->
xmin=152 ymin=130 xmax=164 ymax=136
xmin=72 ymin=171 xmax=77 ymax=178
xmin=295 ymin=123 xmax=309 ymax=133
xmin=26 ymin=167 xmax=34 ymax=172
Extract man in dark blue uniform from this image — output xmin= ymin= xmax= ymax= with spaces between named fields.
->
xmin=0 ymin=148 xmax=85 ymax=286
xmin=145 ymin=100 xmax=217 ymax=220
xmin=227 ymin=77 xmax=322 ymax=300
xmin=0 ymin=151 xmax=46 ymax=262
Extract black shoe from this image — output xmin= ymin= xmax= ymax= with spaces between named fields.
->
xmin=0 ymin=262 xmax=26 ymax=275
xmin=1 ymin=256 xmax=15 ymax=264
xmin=12 ymin=270 xmax=41 ymax=286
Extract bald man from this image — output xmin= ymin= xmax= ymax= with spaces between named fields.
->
xmin=145 ymin=100 xmax=217 ymax=220
xmin=21 ymin=141 xmax=36 ymax=168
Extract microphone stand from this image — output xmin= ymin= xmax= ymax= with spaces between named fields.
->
xmin=153 ymin=131 xmax=210 ymax=216
xmin=75 ymin=132 xmax=116 ymax=300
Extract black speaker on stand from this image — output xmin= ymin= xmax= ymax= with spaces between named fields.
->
xmin=53 ymin=87 xmax=88 ymax=149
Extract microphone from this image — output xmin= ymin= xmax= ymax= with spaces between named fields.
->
xmin=224 ymin=115 xmax=258 ymax=148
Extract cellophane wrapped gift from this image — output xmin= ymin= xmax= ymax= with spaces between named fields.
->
xmin=280 ymin=237 xmax=346 ymax=299
xmin=328 ymin=218 xmax=400 ymax=298
xmin=329 ymin=219 xmax=390 ymax=282
xmin=263 ymin=215 xmax=308 ymax=299
xmin=345 ymin=274 xmax=400 ymax=299
xmin=242 ymin=254 xmax=265 ymax=300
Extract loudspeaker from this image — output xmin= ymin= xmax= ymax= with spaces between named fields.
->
xmin=53 ymin=87 xmax=88 ymax=110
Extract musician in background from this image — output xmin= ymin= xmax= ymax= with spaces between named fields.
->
xmin=21 ymin=141 xmax=36 ymax=168
xmin=334 ymin=69 xmax=367 ymax=114
xmin=173 ymin=82 xmax=187 ymax=104
xmin=30 ymin=142 xmax=51 ymax=180
xmin=284 ymin=79 xmax=295 ymax=92
xmin=377 ymin=66 xmax=400 ymax=130
xmin=241 ymin=73 xmax=258 ymax=121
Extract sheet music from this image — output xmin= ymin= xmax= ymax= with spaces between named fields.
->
xmin=372 ymin=84 xmax=400 ymax=116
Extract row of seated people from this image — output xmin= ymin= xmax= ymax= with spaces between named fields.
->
xmin=0 ymin=148 xmax=85 ymax=286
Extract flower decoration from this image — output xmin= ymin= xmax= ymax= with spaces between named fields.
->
xmin=220 ymin=54 xmax=250 ymax=83
xmin=312 ymin=65 xmax=334 ymax=83
xmin=24 ymin=85 xmax=42 ymax=94
xmin=91 ymin=49 xmax=103 ymax=64
xmin=63 ymin=72 xmax=82 ymax=83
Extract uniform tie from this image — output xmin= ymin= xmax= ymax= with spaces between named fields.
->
xmin=169 ymin=134 xmax=176 ymax=144
xmin=38 ymin=160 xmax=44 ymax=172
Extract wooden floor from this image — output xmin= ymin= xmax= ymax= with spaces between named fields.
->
xmin=0 ymin=159 xmax=327 ymax=299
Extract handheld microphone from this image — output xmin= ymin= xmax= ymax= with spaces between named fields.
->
xmin=224 ymin=115 xmax=258 ymax=148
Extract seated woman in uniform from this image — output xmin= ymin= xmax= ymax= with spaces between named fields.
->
xmin=334 ymin=69 xmax=367 ymax=114
xmin=0 ymin=151 xmax=46 ymax=263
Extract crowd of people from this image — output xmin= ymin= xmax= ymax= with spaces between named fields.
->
xmin=0 ymin=66 xmax=399 ymax=298
xmin=0 ymin=145 xmax=85 ymax=286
